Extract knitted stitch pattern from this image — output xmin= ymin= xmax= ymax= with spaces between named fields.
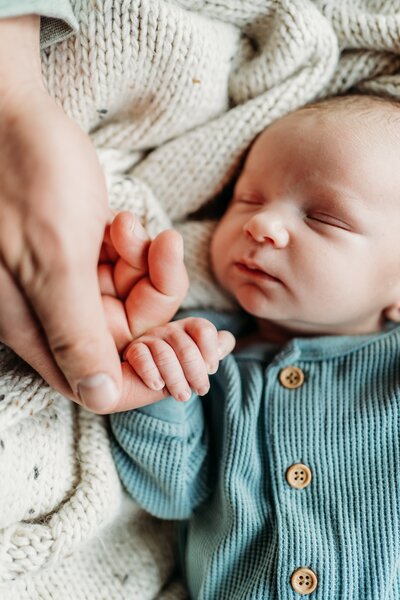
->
xmin=2 ymin=1 xmax=400 ymax=598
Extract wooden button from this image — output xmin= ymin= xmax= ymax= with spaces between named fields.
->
xmin=286 ymin=464 xmax=312 ymax=489
xmin=291 ymin=568 xmax=318 ymax=595
xmin=279 ymin=366 xmax=304 ymax=389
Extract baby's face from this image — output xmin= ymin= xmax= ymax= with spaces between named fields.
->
xmin=211 ymin=107 xmax=400 ymax=337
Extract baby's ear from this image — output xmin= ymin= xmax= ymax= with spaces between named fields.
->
xmin=384 ymin=302 xmax=400 ymax=322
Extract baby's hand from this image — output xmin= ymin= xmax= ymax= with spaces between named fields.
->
xmin=124 ymin=318 xmax=236 ymax=401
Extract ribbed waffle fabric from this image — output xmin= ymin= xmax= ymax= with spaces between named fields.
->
xmin=111 ymin=313 xmax=400 ymax=599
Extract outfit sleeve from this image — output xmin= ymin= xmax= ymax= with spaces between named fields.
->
xmin=0 ymin=0 xmax=78 ymax=48
xmin=110 ymin=395 xmax=211 ymax=520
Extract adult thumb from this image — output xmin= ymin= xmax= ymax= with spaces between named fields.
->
xmin=31 ymin=267 xmax=122 ymax=413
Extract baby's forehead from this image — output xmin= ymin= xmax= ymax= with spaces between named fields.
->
xmin=292 ymin=96 xmax=400 ymax=151
xmin=254 ymin=95 xmax=400 ymax=169
xmin=240 ymin=97 xmax=400 ymax=215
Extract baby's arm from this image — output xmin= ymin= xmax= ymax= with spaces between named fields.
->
xmin=111 ymin=318 xmax=234 ymax=518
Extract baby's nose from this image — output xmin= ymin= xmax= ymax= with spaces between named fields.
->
xmin=243 ymin=213 xmax=289 ymax=248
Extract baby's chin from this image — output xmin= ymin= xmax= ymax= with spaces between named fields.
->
xmin=233 ymin=285 xmax=282 ymax=318
xmin=232 ymin=285 xmax=389 ymax=338
xmin=256 ymin=316 xmax=389 ymax=342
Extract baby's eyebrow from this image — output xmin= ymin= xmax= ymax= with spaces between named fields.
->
xmin=309 ymin=186 xmax=373 ymax=233
xmin=233 ymin=174 xmax=264 ymax=199
xmin=300 ymin=175 xmax=364 ymax=209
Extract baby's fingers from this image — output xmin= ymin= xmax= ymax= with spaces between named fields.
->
xmin=163 ymin=328 xmax=211 ymax=397
xmin=183 ymin=319 xmax=235 ymax=374
xmin=126 ymin=338 xmax=192 ymax=401
xmin=216 ymin=330 xmax=236 ymax=360
xmin=124 ymin=341 xmax=165 ymax=392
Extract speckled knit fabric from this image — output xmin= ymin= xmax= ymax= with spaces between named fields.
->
xmin=1 ymin=1 xmax=400 ymax=598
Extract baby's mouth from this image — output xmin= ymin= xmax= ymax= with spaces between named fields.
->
xmin=234 ymin=261 xmax=281 ymax=283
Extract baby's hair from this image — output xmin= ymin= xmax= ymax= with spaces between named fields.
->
xmin=300 ymin=93 xmax=400 ymax=129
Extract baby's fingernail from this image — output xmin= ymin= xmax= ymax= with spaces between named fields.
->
xmin=132 ymin=218 xmax=148 ymax=240
xmin=78 ymin=373 xmax=119 ymax=412
xmin=176 ymin=387 xmax=192 ymax=402
xmin=196 ymin=384 xmax=210 ymax=396
xmin=207 ymin=362 xmax=218 ymax=374
xmin=150 ymin=377 xmax=165 ymax=391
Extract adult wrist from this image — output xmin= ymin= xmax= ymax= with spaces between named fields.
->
xmin=0 ymin=15 xmax=44 ymax=95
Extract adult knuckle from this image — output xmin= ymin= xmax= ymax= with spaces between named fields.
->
xmin=51 ymin=334 xmax=100 ymax=366
xmin=32 ymin=231 xmax=78 ymax=277
xmin=9 ymin=217 xmax=80 ymax=294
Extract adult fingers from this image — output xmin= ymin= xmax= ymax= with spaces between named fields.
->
xmin=0 ymin=84 xmax=123 ymax=413
xmin=28 ymin=262 xmax=123 ymax=414
xmin=98 ymin=263 xmax=117 ymax=296
xmin=0 ymin=263 xmax=71 ymax=396
xmin=102 ymin=295 xmax=133 ymax=354
xmin=148 ymin=230 xmax=189 ymax=297
xmin=110 ymin=212 xmax=150 ymax=298
xmin=126 ymin=231 xmax=189 ymax=338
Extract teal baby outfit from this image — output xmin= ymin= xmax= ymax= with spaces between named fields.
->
xmin=110 ymin=312 xmax=400 ymax=599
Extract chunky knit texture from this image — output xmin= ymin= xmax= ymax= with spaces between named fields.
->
xmin=1 ymin=1 xmax=400 ymax=598
xmin=112 ymin=313 xmax=400 ymax=600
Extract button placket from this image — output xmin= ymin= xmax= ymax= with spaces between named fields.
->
xmin=276 ymin=363 xmax=318 ymax=592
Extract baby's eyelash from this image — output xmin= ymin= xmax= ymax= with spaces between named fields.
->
xmin=306 ymin=213 xmax=352 ymax=231
xmin=235 ymin=196 xmax=264 ymax=206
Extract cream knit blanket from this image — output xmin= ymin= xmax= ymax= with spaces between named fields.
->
xmin=2 ymin=1 xmax=400 ymax=598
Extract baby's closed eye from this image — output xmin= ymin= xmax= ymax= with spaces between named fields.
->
xmin=305 ymin=212 xmax=353 ymax=231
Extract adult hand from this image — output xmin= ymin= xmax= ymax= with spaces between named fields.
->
xmin=99 ymin=213 xmax=233 ymax=411
xmin=99 ymin=211 xmax=191 ymax=411
xmin=0 ymin=15 xmax=122 ymax=412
